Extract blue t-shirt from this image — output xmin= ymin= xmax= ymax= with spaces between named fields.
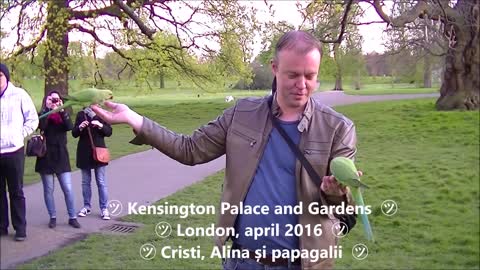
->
xmin=234 ymin=120 xmax=300 ymax=253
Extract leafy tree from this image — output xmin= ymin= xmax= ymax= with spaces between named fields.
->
xmin=210 ymin=30 xmax=252 ymax=89
xmin=318 ymin=44 xmax=336 ymax=83
xmin=257 ymin=21 xmax=295 ymax=66
xmin=1 ymin=0 xmax=261 ymax=96
xmin=383 ymin=1 xmax=446 ymax=88
xmin=301 ymin=1 xmax=366 ymax=90
xmin=370 ymin=0 xmax=479 ymax=110
xmin=68 ymin=41 xmax=88 ymax=80
xmin=296 ymin=0 xmax=479 ymax=110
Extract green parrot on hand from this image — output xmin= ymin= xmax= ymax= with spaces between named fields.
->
xmin=330 ymin=157 xmax=374 ymax=242
xmin=39 ymin=88 xmax=113 ymax=119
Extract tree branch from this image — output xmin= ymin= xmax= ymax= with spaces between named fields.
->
xmin=372 ymin=0 xmax=429 ymax=26
xmin=13 ymin=26 xmax=46 ymax=56
xmin=92 ymin=43 xmax=104 ymax=86
xmin=369 ymin=0 xmax=459 ymax=27
xmin=1 ymin=0 xmax=36 ymax=21
xmin=114 ymin=0 xmax=155 ymax=38
xmin=70 ymin=23 xmax=132 ymax=61
xmin=312 ymin=0 xmax=355 ymax=44
xmin=14 ymin=0 xmax=37 ymax=48
xmin=72 ymin=5 xmax=122 ymax=20
xmin=349 ymin=20 xmax=386 ymax=26
xmin=117 ymin=62 xmax=132 ymax=80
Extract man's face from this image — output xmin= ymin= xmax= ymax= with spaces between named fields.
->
xmin=272 ymin=48 xmax=321 ymax=110
xmin=0 ymin=72 xmax=7 ymax=93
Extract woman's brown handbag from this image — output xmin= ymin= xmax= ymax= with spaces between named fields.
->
xmin=86 ymin=125 xmax=110 ymax=163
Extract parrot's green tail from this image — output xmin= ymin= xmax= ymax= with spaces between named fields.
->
xmin=38 ymin=101 xmax=71 ymax=119
xmin=352 ymin=188 xmax=375 ymax=242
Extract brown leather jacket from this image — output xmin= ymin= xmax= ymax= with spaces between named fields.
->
xmin=131 ymin=95 xmax=357 ymax=269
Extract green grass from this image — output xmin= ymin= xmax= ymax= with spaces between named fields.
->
xmin=342 ymin=83 xmax=439 ymax=95
xmin=22 ymin=77 xmax=436 ymax=185
xmin=19 ymin=98 xmax=480 ymax=269
xmin=18 ymin=77 xmax=443 ymax=186
xmin=23 ymin=100 xmax=236 ymax=185
xmin=20 ymin=78 xmax=269 ymax=109
xmin=21 ymin=77 xmax=268 ymax=185
xmin=21 ymin=78 xmax=436 ymax=108
xmin=316 ymin=81 xmax=438 ymax=95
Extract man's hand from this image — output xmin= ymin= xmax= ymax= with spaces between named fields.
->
xmin=321 ymin=171 xmax=363 ymax=196
xmin=91 ymin=101 xmax=143 ymax=133
xmin=79 ymin=120 xmax=89 ymax=131
xmin=91 ymin=120 xmax=103 ymax=129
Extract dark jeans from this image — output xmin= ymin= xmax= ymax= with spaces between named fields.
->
xmin=0 ymin=148 xmax=26 ymax=235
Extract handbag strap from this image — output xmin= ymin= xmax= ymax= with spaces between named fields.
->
xmin=267 ymin=96 xmax=339 ymax=209
xmin=84 ymin=112 xmax=96 ymax=151
xmin=272 ymin=118 xmax=324 ymax=187
xmin=267 ymin=96 xmax=323 ymax=187
xmin=267 ymin=97 xmax=356 ymax=228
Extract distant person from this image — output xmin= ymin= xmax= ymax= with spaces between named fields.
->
xmin=72 ymin=107 xmax=112 ymax=220
xmin=36 ymin=91 xmax=81 ymax=229
xmin=92 ymin=31 xmax=360 ymax=269
xmin=0 ymin=63 xmax=39 ymax=241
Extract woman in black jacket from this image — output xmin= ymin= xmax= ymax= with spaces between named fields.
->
xmin=35 ymin=91 xmax=80 ymax=229
xmin=72 ymin=106 xmax=112 ymax=220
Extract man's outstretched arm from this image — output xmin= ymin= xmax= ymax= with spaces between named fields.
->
xmin=92 ymin=101 xmax=234 ymax=165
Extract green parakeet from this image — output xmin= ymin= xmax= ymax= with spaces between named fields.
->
xmin=39 ymin=88 xmax=113 ymax=119
xmin=330 ymin=157 xmax=374 ymax=242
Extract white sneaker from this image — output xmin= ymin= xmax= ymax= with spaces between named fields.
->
xmin=78 ymin=207 xmax=91 ymax=217
xmin=101 ymin=209 xmax=110 ymax=220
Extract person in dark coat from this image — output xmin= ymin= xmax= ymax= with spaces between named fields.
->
xmin=72 ymin=106 xmax=112 ymax=220
xmin=35 ymin=91 xmax=80 ymax=229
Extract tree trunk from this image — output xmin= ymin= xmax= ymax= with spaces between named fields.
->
xmin=354 ymin=69 xmax=361 ymax=90
xmin=160 ymin=70 xmax=165 ymax=89
xmin=435 ymin=1 xmax=479 ymax=110
xmin=423 ymin=52 xmax=432 ymax=88
xmin=44 ymin=0 xmax=70 ymax=97
xmin=333 ymin=44 xmax=343 ymax=91
xmin=334 ymin=73 xmax=343 ymax=91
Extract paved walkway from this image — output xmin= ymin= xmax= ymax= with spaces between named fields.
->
xmin=0 ymin=91 xmax=438 ymax=269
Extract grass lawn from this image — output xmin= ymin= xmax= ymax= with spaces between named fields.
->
xmin=18 ymin=98 xmax=479 ymax=269
xmin=22 ymin=77 xmax=268 ymax=185
xmin=23 ymin=100 xmax=239 ymax=185
xmin=343 ymin=87 xmax=438 ymax=96
xmin=22 ymin=77 xmax=435 ymax=185
xmin=317 ymin=81 xmax=439 ymax=95
xmin=341 ymin=83 xmax=439 ymax=95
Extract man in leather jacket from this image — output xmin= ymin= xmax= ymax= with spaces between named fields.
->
xmin=93 ymin=31 xmax=360 ymax=270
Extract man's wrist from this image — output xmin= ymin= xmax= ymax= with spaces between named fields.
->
xmin=129 ymin=112 xmax=144 ymax=133
xmin=321 ymin=189 xmax=347 ymax=205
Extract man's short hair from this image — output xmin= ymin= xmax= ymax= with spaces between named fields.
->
xmin=271 ymin=31 xmax=322 ymax=94
xmin=273 ymin=30 xmax=323 ymax=63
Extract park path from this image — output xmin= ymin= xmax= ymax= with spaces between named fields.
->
xmin=0 ymin=91 xmax=438 ymax=269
